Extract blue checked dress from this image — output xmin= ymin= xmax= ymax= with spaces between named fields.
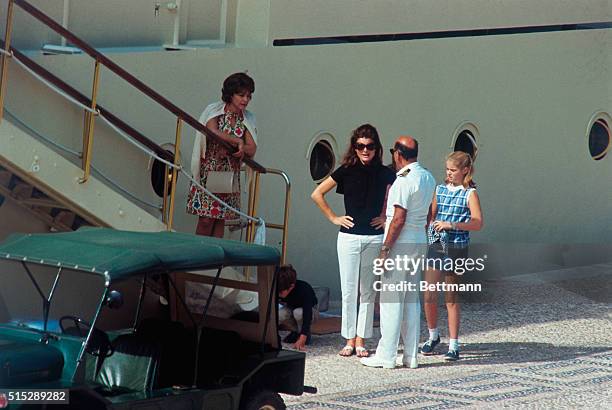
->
xmin=428 ymin=184 xmax=475 ymax=248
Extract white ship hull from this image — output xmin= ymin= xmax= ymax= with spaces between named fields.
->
xmin=1 ymin=0 xmax=610 ymax=299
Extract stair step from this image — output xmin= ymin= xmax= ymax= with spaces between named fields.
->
xmin=0 ymin=170 xmax=11 ymax=188
xmin=29 ymin=206 xmax=72 ymax=232
xmin=29 ymin=206 xmax=54 ymax=224
xmin=31 ymin=187 xmax=48 ymax=199
xmin=12 ymin=182 xmax=34 ymax=199
xmin=19 ymin=197 xmax=64 ymax=208
xmin=54 ymin=210 xmax=76 ymax=228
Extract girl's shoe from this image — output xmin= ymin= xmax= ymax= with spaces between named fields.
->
xmin=420 ymin=336 xmax=440 ymax=355
xmin=443 ymin=349 xmax=460 ymax=361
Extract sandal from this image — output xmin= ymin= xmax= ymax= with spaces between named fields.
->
xmin=338 ymin=345 xmax=355 ymax=357
xmin=355 ymin=346 xmax=369 ymax=358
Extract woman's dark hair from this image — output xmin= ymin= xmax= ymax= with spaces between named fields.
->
xmin=277 ymin=264 xmax=297 ymax=292
xmin=340 ymin=123 xmax=383 ymax=167
xmin=221 ymin=72 xmax=255 ymax=103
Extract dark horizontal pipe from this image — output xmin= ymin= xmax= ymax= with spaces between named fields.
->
xmin=273 ymin=21 xmax=612 ymax=46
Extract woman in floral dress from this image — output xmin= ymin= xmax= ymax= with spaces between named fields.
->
xmin=187 ymin=73 xmax=257 ymax=237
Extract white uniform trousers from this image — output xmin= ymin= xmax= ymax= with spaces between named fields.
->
xmin=374 ymin=243 xmax=425 ymax=365
xmin=337 ymin=231 xmax=382 ymax=339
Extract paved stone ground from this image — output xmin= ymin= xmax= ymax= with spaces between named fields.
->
xmin=282 ymin=263 xmax=612 ymax=409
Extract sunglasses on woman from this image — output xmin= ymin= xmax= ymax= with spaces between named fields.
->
xmin=354 ymin=143 xmax=376 ymax=151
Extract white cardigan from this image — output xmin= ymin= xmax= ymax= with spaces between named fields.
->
xmin=190 ymin=101 xmax=258 ymax=181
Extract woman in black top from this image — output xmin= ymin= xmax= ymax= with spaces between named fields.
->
xmin=311 ymin=124 xmax=396 ymax=357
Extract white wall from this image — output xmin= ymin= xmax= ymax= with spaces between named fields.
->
xmin=3 ymin=0 xmax=609 ymax=50
xmin=1 ymin=0 xmax=225 ymax=50
xmin=3 ymin=28 xmax=611 ymax=298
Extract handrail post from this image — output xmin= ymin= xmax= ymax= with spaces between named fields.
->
xmin=280 ymin=175 xmax=291 ymax=265
xmin=245 ymin=169 xmax=254 ymax=240
xmin=0 ymin=0 xmax=16 ymax=123
xmin=246 ymin=170 xmax=260 ymax=242
xmin=161 ymin=163 xmax=170 ymax=223
xmin=80 ymin=59 xmax=101 ymax=183
xmin=167 ymin=117 xmax=182 ymax=230
xmin=261 ymin=169 xmax=291 ymax=264
xmin=250 ymin=171 xmax=261 ymax=242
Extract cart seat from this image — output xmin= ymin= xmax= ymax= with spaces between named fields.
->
xmin=95 ymin=334 xmax=160 ymax=394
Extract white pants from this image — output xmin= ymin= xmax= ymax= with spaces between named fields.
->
xmin=337 ymin=232 xmax=383 ymax=339
xmin=278 ymin=305 xmax=320 ymax=333
xmin=374 ymin=243 xmax=425 ymax=364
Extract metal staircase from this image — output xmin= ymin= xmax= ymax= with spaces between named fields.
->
xmin=0 ymin=164 xmax=93 ymax=232
xmin=0 ymin=0 xmax=291 ymax=261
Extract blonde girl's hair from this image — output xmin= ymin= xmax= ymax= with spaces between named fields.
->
xmin=446 ymin=151 xmax=476 ymax=188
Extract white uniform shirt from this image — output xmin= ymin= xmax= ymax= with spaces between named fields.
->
xmin=384 ymin=162 xmax=436 ymax=244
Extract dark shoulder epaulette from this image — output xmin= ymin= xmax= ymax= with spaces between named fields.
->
xmin=398 ymin=168 xmax=411 ymax=177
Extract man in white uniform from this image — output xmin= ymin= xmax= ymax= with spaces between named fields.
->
xmin=361 ymin=136 xmax=436 ymax=369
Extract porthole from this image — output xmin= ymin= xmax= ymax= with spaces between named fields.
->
xmin=588 ymin=118 xmax=610 ymax=161
xmin=150 ymin=144 xmax=178 ymax=198
xmin=454 ymin=130 xmax=478 ymax=159
xmin=309 ymin=140 xmax=335 ymax=182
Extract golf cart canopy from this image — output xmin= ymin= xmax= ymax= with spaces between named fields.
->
xmin=0 ymin=228 xmax=280 ymax=280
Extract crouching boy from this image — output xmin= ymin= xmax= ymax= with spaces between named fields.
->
xmin=278 ymin=265 xmax=319 ymax=351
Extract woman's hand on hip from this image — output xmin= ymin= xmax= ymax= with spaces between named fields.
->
xmin=332 ymin=215 xmax=354 ymax=229
xmin=370 ymin=216 xmax=386 ymax=230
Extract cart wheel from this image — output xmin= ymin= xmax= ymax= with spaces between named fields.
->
xmin=241 ymin=391 xmax=286 ymax=410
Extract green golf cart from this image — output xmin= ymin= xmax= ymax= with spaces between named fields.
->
xmin=0 ymin=228 xmax=311 ymax=409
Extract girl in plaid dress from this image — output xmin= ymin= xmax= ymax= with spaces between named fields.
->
xmin=421 ymin=151 xmax=483 ymax=361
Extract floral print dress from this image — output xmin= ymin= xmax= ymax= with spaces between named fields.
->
xmin=186 ymin=110 xmax=244 ymax=220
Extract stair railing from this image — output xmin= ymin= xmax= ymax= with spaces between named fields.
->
xmin=245 ymin=169 xmax=291 ymax=265
xmin=0 ymin=0 xmax=265 ymax=223
xmin=0 ymin=0 xmax=291 ymax=262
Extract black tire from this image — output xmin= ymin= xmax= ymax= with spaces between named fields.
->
xmin=241 ymin=391 xmax=286 ymax=410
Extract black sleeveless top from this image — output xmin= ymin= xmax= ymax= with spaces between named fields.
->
xmin=331 ymin=162 xmax=396 ymax=235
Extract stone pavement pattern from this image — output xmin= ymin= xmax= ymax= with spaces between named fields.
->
xmin=283 ymin=264 xmax=612 ymax=409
